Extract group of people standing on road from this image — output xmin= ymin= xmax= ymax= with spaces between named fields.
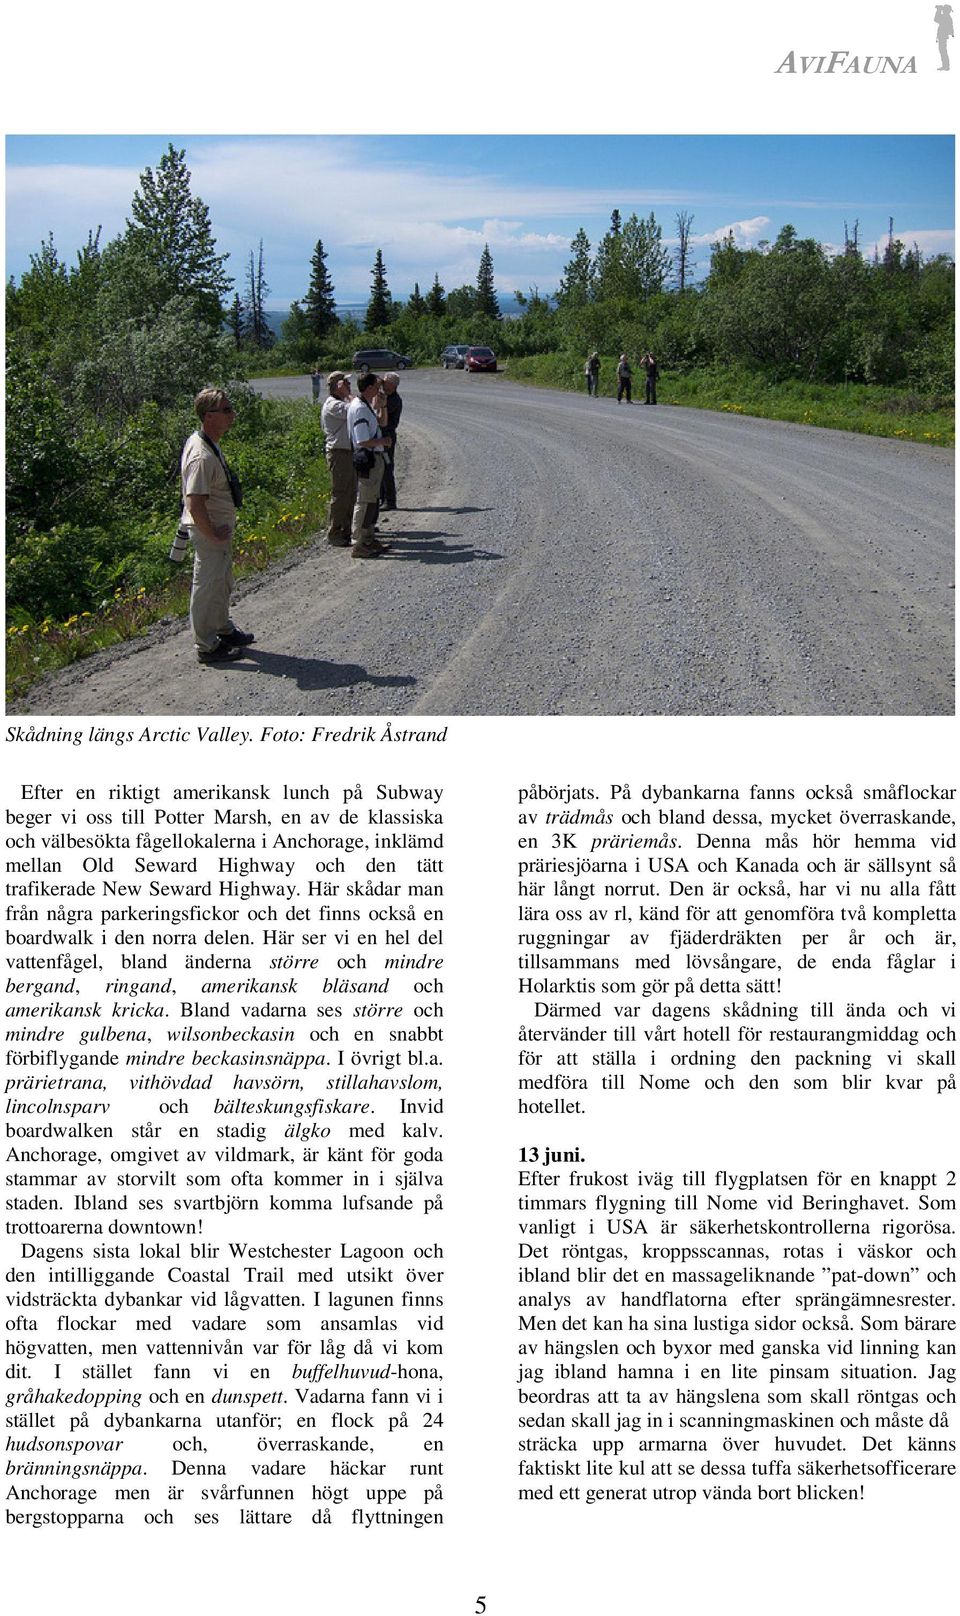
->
xmin=320 ymin=370 xmax=402 ymax=558
xmin=585 ymin=350 xmax=659 ymax=405
xmin=178 ymin=368 xmax=404 ymax=665
xmin=179 ymin=341 xmax=664 ymax=667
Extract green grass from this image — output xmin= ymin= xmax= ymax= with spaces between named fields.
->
xmin=502 ymin=354 xmax=954 ymax=447
xmin=6 ymin=393 xmax=335 ymax=701
xmin=7 ymin=468 xmax=330 ymax=703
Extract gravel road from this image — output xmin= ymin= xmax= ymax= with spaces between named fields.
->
xmin=14 ymin=370 xmax=954 ymax=716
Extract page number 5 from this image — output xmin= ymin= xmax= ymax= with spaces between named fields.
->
xmin=475 ymin=1599 xmax=487 ymax=1614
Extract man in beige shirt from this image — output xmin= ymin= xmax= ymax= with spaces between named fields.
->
xmin=180 ymin=387 xmax=254 ymax=663
xmin=320 ymin=371 xmax=356 ymax=546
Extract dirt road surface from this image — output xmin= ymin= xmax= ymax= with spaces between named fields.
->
xmin=14 ymin=371 xmax=954 ymax=717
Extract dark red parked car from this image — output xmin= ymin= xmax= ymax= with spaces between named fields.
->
xmin=464 ymin=346 xmax=497 ymax=372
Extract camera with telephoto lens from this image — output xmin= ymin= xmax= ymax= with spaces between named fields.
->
xmin=169 ymin=525 xmax=191 ymax=563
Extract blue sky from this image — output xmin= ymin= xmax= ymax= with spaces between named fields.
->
xmin=5 ymin=134 xmax=954 ymax=308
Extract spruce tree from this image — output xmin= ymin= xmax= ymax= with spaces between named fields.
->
xmin=557 ymin=228 xmax=593 ymax=306
xmin=227 ymin=292 xmax=246 ymax=348
xmin=407 ymin=281 xmax=426 ymax=317
xmin=124 ymin=144 xmax=230 ymax=325
xmin=593 ymin=209 xmax=626 ymax=300
xmin=304 ymin=238 xmax=338 ymax=340
xmin=426 ymin=273 xmax=446 ymax=317
xmin=366 ymin=250 xmax=392 ymax=328
xmin=475 ymin=244 xmax=500 ymax=318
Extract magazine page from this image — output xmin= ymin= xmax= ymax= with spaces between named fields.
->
xmin=3 ymin=4 xmax=956 ymax=1614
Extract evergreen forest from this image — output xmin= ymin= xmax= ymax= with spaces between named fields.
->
xmin=6 ymin=147 xmax=954 ymax=696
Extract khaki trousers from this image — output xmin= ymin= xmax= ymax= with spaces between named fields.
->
xmin=189 ymin=529 xmax=234 ymax=652
xmin=326 ymin=447 xmax=356 ymax=541
xmin=351 ymin=455 xmax=385 ymax=545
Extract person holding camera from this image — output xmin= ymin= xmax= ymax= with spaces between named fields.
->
xmin=643 ymin=352 xmax=660 ymax=405
xmin=347 ymin=373 xmax=392 ymax=558
xmin=379 ymin=372 xmax=403 ymax=510
xmin=180 ymin=387 xmax=254 ymax=663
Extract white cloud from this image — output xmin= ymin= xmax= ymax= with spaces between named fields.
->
xmin=364 ymin=218 xmax=565 ymax=258
xmin=7 ymin=141 xmax=954 ymax=304
xmin=189 ymin=138 xmax=695 ymax=235
xmin=5 ymin=162 xmax=141 ymax=258
xmin=6 ymin=138 xmax=700 ymax=298
xmin=690 ymin=215 xmax=772 ymax=248
xmin=864 ymin=228 xmax=955 ymax=260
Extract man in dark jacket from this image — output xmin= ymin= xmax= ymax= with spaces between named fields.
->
xmin=379 ymin=373 xmax=403 ymax=510
xmin=643 ymin=352 xmax=659 ymax=405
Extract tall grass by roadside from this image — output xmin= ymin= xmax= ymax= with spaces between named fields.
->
xmin=6 ymin=505 xmax=325 ymax=701
xmin=502 ymin=355 xmax=954 ymax=447
xmin=6 ymin=398 xmax=329 ymax=701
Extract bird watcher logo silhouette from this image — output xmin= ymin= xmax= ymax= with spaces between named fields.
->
xmin=935 ymin=4 xmax=953 ymax=68
xmin=774 ymin=8 xmax=957 ymax=73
